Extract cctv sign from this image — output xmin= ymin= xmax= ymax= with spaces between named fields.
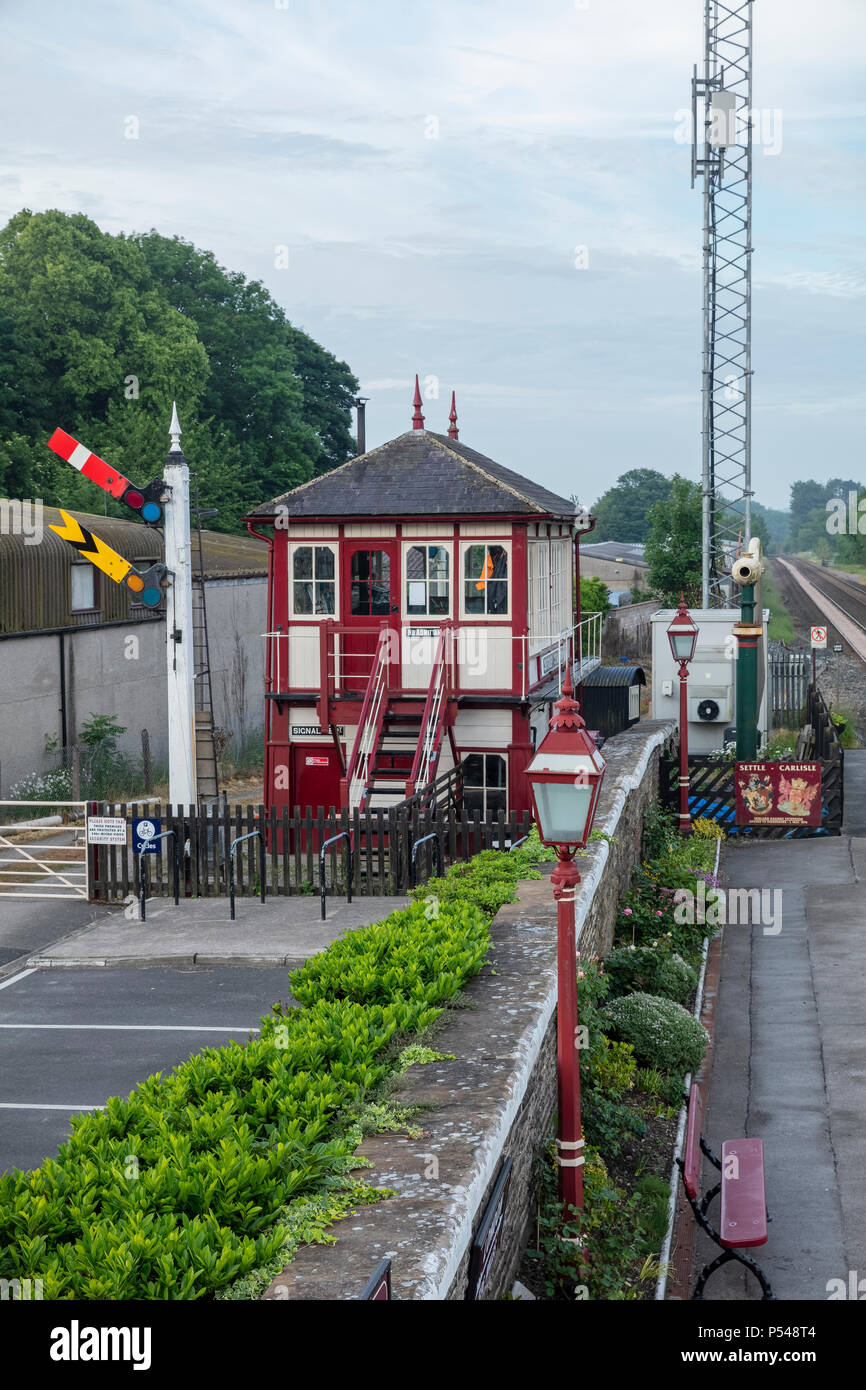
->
xmin=810 ymin=626 xmax=827 ymax=649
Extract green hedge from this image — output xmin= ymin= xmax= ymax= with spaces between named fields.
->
xmin=0 ymin=838 xmax=546 ymax=1300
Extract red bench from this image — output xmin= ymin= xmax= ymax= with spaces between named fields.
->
xmin=677 ymin=1082 xmax=774 ymax=1299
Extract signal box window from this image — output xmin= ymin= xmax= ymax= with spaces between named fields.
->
xmin=292 ymin=545 xmax=336 ymax=615
xmin=463 ymin=544 xmax=508 ymax=616
xmin=70 ymin=564 xmax=96 ymax=613
xmin=351 ymin=550 xmax=391 ymax=616
xmin=463 ymin=753 xmax=507 ymax=817
xmin=406 ymin=545 xmax=449 ymax=616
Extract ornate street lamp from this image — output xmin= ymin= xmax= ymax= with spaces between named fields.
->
xmin=526 ymin=668 xmax=606 ymax=1219
xmin=667 ymin=594 xmax=699 ymax=834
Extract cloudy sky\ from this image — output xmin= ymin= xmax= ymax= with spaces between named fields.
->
xmin=2 ymin=0 xmax=865 ymax=512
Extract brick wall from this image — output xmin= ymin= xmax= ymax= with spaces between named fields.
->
xmin=262 ymin=718 xmax=676 ymax=1302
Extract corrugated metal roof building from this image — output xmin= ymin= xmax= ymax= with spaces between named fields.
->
xmin=0 ymin=503 xmax=266 ymax=636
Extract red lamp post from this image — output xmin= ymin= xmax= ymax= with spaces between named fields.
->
xmin=667 ymin=594 xmax=700 ymax=835
xmin=525 ymin=669 xmax=606 ymax=1221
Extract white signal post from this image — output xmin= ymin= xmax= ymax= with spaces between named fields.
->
xmin=164 ymin=403 xmax=197 ymax=807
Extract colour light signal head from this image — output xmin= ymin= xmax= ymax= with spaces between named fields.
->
xmin=121 ymin=480 xmax=163 ymax=526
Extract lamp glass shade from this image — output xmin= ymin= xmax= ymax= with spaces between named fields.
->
xmin=669 ymin=630 xmax=696 ymax=662
xmin=525 ymin=749 xmax=604 ymax=847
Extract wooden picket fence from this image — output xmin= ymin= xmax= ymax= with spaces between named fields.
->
xmin=90 ymin=798 xmax=533 ymax=903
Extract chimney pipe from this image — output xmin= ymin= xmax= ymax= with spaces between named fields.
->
xmin=354 ymin=397 xmax=368 ymax=454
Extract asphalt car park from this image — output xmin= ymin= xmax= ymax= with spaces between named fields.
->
xmin=0 ymin=964 xmax=291 ymax=1173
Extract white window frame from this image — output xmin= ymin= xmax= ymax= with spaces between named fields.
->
xmin=403 ymin=541 xmax=451 ymax=619
xmin=288 ymin=542 xmax=339 ymax=619
xmin=459 ymin=540 xmax=512 ymax=621
xmin=70 ymin=563 xmax=96 ymax=613
xmin=462 ymin=751 xmax=508 ymax=817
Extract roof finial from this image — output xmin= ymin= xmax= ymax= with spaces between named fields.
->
xmin=411 ymin=374 xmax=425 ymax=430
xmin=448 ymin=390 xmax=458 ymax=439
xmin=169 ymin=400 xmax=182 ymax=452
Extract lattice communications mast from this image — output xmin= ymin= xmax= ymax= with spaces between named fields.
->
xmin=692 ymin=0 xmax=754 ymax=608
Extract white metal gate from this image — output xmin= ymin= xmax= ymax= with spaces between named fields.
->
xmin=0 ymin=802 xmax=89 ymax=899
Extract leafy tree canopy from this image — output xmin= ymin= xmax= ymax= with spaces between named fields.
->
xmin=645 ymin=475 xmax=702 ymax=606
xmin=590 ymin=469 xmax=673 ymax=543
xmin=0 ymin=210 xmax=358 ymax=529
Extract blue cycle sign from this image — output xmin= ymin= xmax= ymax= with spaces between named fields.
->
xmin=133 ymin=817 xmax=161 ymax=854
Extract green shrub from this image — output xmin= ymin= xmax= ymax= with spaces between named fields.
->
xmin=0 ymin=834 xmax=553 ymax=1300
xmin=594 ymin=1039 xmax=637 ymax=1098
xmin=287 ymin=899 xmax=490 ymax=1008
xmin=604 ymin=945 xmax=698 ymax=1005
xmin=606 ymin=993 xmax=708 ymax=1075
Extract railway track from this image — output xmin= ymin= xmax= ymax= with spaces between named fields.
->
xmin=775 ymin=556 xmax=866 ymax=665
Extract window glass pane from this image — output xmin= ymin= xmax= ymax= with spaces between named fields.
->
xmin=351 ymin=551 xmax=370 ymax=581
xmin=464 ymin=545 xmax=485 ymax=580
xmin=371 ymin=551 xmax=390 ymax=583
xmin=464 ymin=754 xmax=484 ymax=786
xmin=351 ymin=582 xmax=369 ymax=615
xmin=371 ymin=581 xmax=391 ymax=615
xmin=464 ymin=788 xmax=484 ymax=816
xmin=487 ymin=789 xmax=507 ymax=814
xmin=406 ymin=546 xmax=426 ymax=580
xmin=314 ymin=546 xmax=334 ymax=580
xmin=464 ymin=583 xmax=484 ymax=615
xmin=487 ymin=581 xmax=508 ymax=615
xmin=489 ymin=546 xmax=508 ymax=578
xmin=429 ymin=587 xmax=449 ymax=616
xmin=71 ymin=566 xmax=94 ymax=611
xmin=314 ymin=582 xmax=335 ymax=615
xmin=293 ymin=581 xmax=313 ymax=615
xmin=429 ymin=546 xmax=448 ymax=580
xmin=486 ymin=755 xmax=507 ymax=787
xmin=293 ymin=547 xmax=312 ymax=580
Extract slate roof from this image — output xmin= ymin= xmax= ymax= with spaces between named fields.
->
xmin=247 ymin=431 xmax=576 ymax=521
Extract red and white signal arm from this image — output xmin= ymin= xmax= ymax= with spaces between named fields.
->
xmin=810 ymin=626 xmax=827 ymax=649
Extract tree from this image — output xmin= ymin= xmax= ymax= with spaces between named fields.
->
xmin=590 ymin=469 xmax=673 ymax=542
xmin=645 ymin=475 xmax=702 ymax=606
xmin=579 ymin=575 xmax=611 ymax=620
xmin=0 ymin=210 xmax=359 ymax=528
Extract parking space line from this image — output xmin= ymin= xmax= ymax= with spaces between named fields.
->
xmin=0 ymin=968 xmax=37 ymax=991
xmin=0 ymin=1102 xmax=102 ymax=1110
xmin=0 ymin=1023 xmax=261 ymax=1031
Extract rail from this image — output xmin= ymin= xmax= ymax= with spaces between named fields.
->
xmin=0 ymin=800 xmax=89 ymax=899
xmin=405 ymin=624 xmax=452 ymax=797
xmin=228 ymin=829 xmax=266 ymax=922
xmin=263 ymin=613 xmax=606 ymax=702
xmin=341 ymin=626 xmax=391 ymax=810
xmin=139 ymin=830 xmax=178 ymax=922
xmin=319 ymin=831 xmax=353 ymax=920
xmin=409 ymin=831 xmax=443 ymax=889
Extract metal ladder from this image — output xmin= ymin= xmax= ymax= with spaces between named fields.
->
xmin=191 ymin=476 xmax=220 ymax=800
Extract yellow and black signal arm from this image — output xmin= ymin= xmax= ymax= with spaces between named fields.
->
xmin=50 ymin=510 xmax=167 ymax=608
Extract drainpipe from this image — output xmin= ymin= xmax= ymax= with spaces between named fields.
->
xmin=59 ymin=632 xmax=68 ymax=751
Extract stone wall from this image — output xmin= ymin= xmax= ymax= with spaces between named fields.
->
xmin=262 ymin=718 xmax=676 ymax=1302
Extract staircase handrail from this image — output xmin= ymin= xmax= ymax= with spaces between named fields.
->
xmin=405 ymin=624 xmax=452 ymax=797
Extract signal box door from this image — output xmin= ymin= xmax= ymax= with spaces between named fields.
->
xmin=292 ymin=744 xmax=342 ymax=814
xmin=341 ymin=543 xmax=400 ymax=691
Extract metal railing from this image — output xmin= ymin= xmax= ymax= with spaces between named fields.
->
xmin=319 ymin=831 xmax=353 ymax=920
xmin=406 ymin=625 xmax=452 ymax=797
xmin=228 ymin=829 xmax=266 ymax=921
xmin=0 ymin=801 xmax=89 ymax=899
xmin=341 ymin=627 xmax=391 ymax=810
xmin=409 ymin=831 xmax=443 ymax=889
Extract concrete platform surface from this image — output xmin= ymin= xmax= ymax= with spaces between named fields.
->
xmin=694 ymin=834 xmax=866 ymax=1300
xmin=25 ymin=893 xmax=409 ymax=968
